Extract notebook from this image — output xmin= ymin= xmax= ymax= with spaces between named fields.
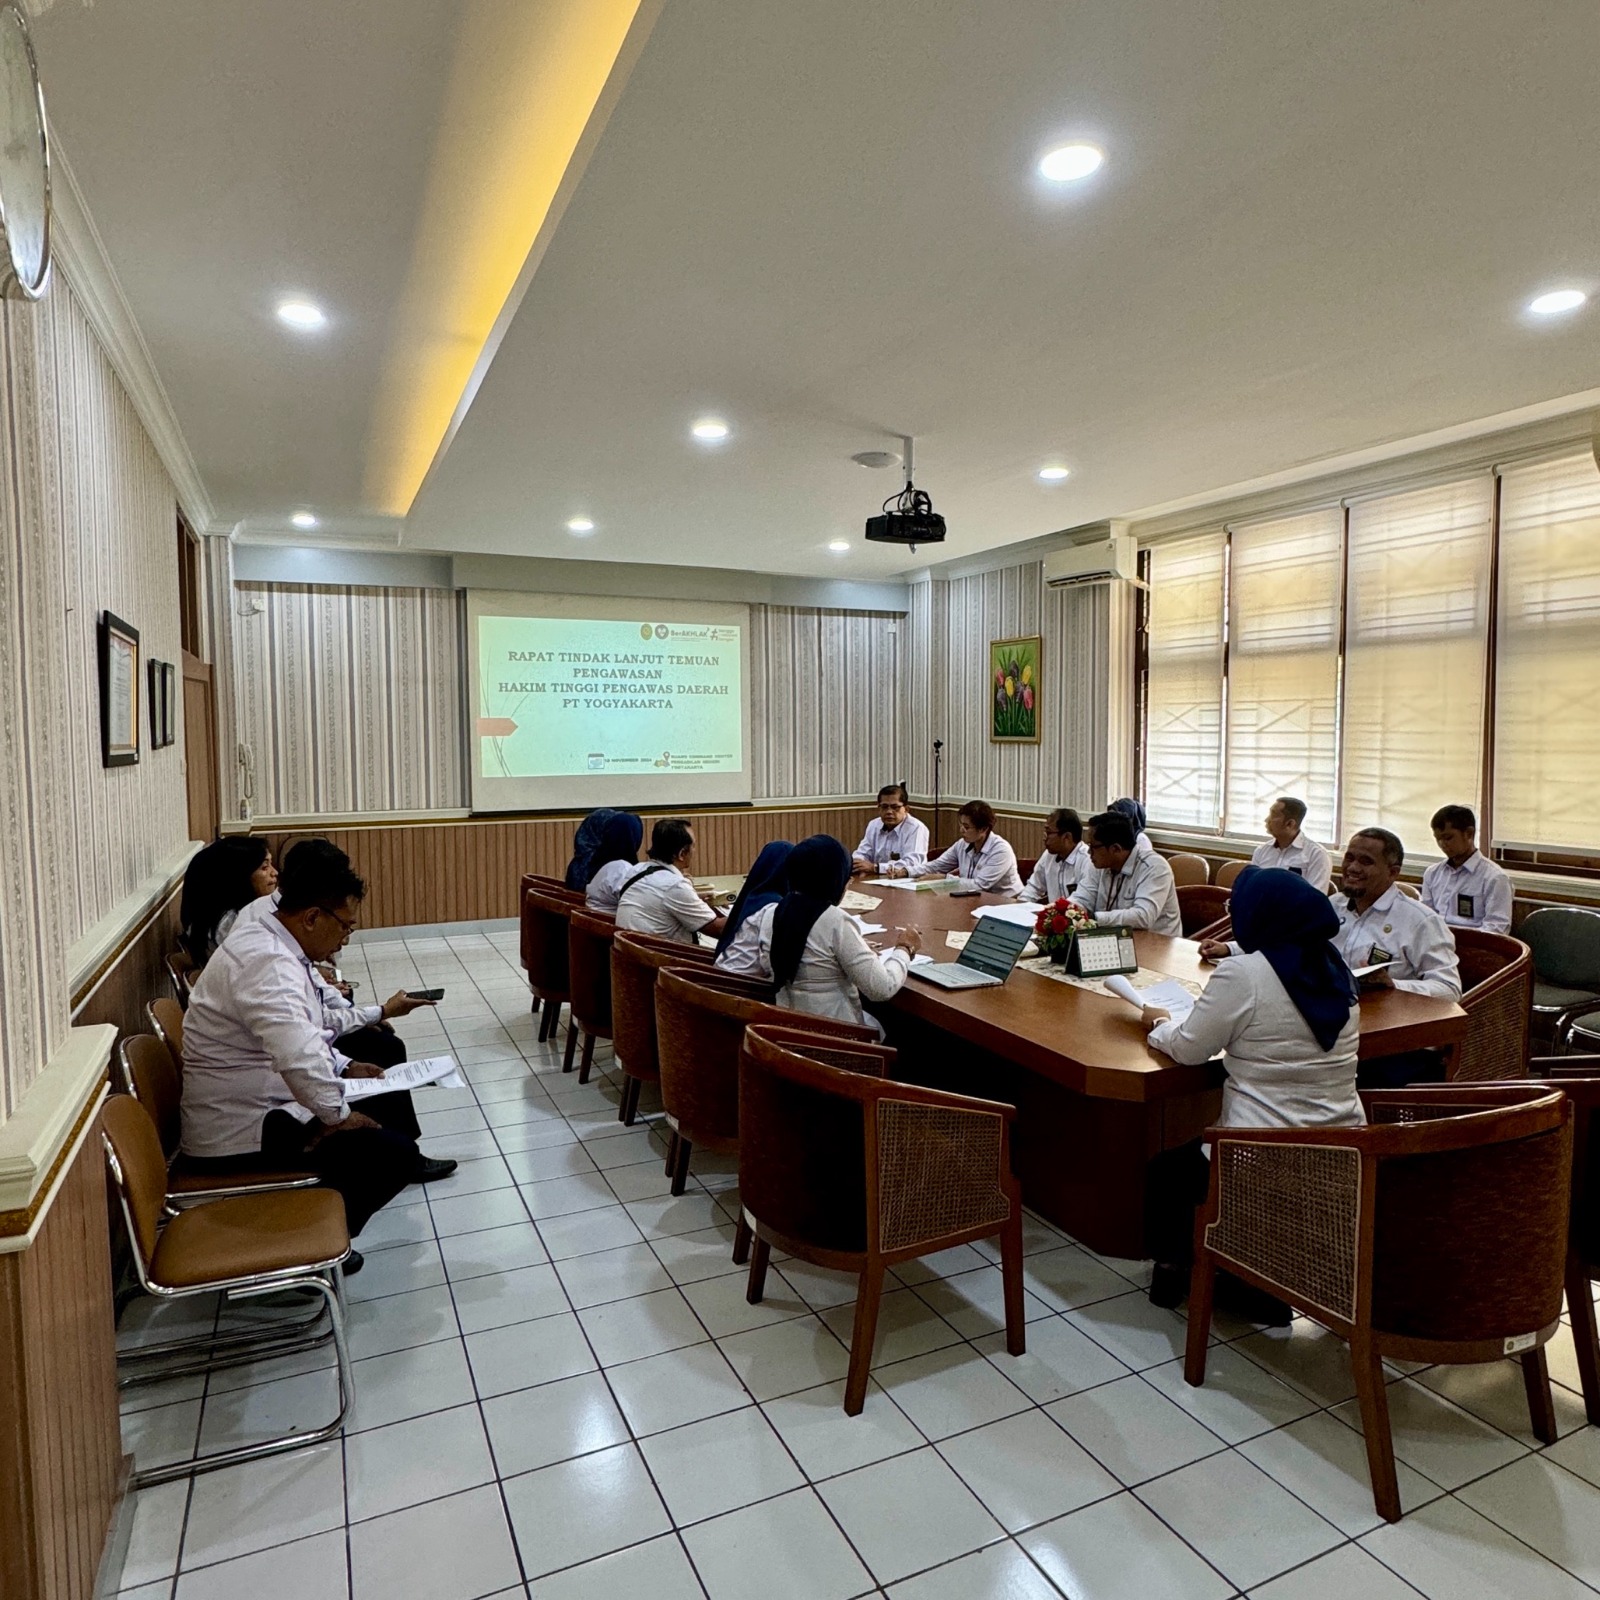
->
xmin=909 ymin=913 xmax=1033 ymax=990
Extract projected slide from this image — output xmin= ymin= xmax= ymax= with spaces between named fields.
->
xmin=477 ymin=616 xmax=742 ymax=778
xmin=465 ymin=593 xmax=752 ymax=811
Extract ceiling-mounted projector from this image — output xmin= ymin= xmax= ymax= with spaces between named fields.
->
xmin=863 ymin=434 xmax=946 ymax=551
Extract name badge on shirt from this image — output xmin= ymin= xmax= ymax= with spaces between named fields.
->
xmin=1289 ymin=866 xmax=1303 ymax=876
xmin=1456 ymin=893 xmax=1475 ymax=919
xmin=1368 ymin=944 xmax=1394 ymax=966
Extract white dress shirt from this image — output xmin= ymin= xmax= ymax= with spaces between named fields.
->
xmin=735 ymin=902 xmax=910 ymax=1029
xmin=1021 ymin=841 xmax=1093 ymax=904
xmin=614 ymin=863 xmax=717 ymax=944
xmin=1250 ymin=835 xmax=1333 ymax=894
xmin=1421 ymin=851 xmax=1514 ymax=935
xmin=225 ymin=890 xmax=281 ymax=939
xmin=1148 ymin=952 xmax=1364 ymax=1132
xmin=586 ymin=858 xmax=638 ymax=913
xmin=1333 ymin=886 xmax=1462 ymax=999
xmin=181 ymin=915 xmax=351 ymax=1157
xmin=917 ymin=833 xmax=1024 ymax=896
xmin=219 ymin=888 xmax=378 ymax=1033
xmin=1074 ymin=849 xmax=1183 ymax=936
xmin=853 ymin=815 xmax=931 ymax=874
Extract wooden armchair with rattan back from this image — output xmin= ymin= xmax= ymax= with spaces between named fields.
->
xmin=610 ymin=933 xmax=715 ymax=1126
xmin=740 ymin=1024 xmax=1025 ymax=1414
xmin=524 ymin=886 xmax=583 ymax=1062
xmin=520 ymin=873 xmax=575 ymax=1014
xmin=1184 ymin=1086 xmax=1572 ymax=1522
xmin=566 ymin=908 xmax=618 ymax=1085
xmin=1449 ymin=928 xmax=1532 ymax=1081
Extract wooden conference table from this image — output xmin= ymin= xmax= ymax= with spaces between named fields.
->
xmin=857 ymin=886 xmax=1468 ymax=1258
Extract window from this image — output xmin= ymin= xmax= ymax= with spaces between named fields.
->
xmin=1495 ymin=454 xmax=1600 ymax=850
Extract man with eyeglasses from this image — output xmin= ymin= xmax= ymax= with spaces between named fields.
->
xmin=851 ymin=783 xmax=931 ymax=877
xmin=181 ymin=851 xmax=453 ymax=1269
xmin=1021 ymin=809 xmax=1092 ymax=904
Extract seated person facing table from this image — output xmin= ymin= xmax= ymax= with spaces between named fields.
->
xmin=1107 ymin=796 xmax=1153 ymax=856
xmin=565 ymin=807 xmax=619 ymax=892
xmin=1249 ymin=795 xmax=1332 ymax=892
xmin=584 ymin=812 xmax=646 ymax=912
xmin=721 ymin=834 xmax=921 ymax=1031
xmin=894 ymin=800 xmax=1024 ymax=895
xmin=614 ymin=817 xmax=727 ymax=945
xmin=1421 ymin=804 xmax=1513 ymax=935
xmin=1141 ymin=866 xmax=1363 ymax=1321
xmin=715 ymin=840 xmax=794 ymax=976
xmin=179 ymin=835 xmax=279 ymax=966
xmin=1071 ymin=811 xmax=1183 ymax=935
xmin=1021 ymin=808 xmax=1093 ymax=904
xmin=851 ymin=783 xmax=930 ymax=877
xmin=180 ymin=852 xmax=453 ymax=1267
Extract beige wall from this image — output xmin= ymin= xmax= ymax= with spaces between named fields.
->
xmin=0 ymin=275 xmax=183 ymax=1121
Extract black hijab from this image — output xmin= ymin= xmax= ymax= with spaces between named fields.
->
xmin=716 ymin=840 xmax=793 ymax=956
xmin=770 ymin=835 xmax=853 ymax=988
xmin=565 ymin=809 xmax=619 ymax=890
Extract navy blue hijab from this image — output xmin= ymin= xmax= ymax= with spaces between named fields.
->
xmin=1109 ymin=796 xmax=1148 ymax=834
xmin=589 ymin=812 xmax=643 ymax=881
xmin=770 ymin=836 xmax=853 ymax=988
xmin=716 ymin=840 xmax=794 ymax=955
xmin=1229 ymin=865 xmax=1358 ymax=1050
xmin=565 ymin=808 xmax=619 ymax=890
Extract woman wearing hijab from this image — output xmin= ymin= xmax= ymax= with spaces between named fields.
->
xmin=735 ymin=834 xmax=921 ymax=1029
xmin=1141 ymin=865 xmax=1361 ymax=1318
xmin=714 ymin=840 xmax=794 ymax=974
xmin=1107 ymin=796 xmax=1152 ymax=854
xmin=180 ymin=836 xmax=278 ymax=966
xmin=584 ymin=813 xmax=646 ymax=911
xmin=565 ymin=808 xmax=620 ymax=891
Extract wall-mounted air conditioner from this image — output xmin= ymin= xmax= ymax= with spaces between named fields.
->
xmin=1042 ymin=522 xmax=1140 ymax=588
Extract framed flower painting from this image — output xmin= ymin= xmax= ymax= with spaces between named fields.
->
xmin=990 ymin=635 xmax=1041 ymax=743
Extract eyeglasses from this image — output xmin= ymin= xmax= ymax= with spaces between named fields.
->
xmin=318 ymin=906 xmax=359 ymax=935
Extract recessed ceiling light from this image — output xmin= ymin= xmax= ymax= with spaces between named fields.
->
xmin=691 ymin=417 xmax=730 ymax=442
xmin=828 ymin=539 xmax=851 ymax=553
xmin=1037 ymin=465 xmax=1071 ymax=483
xmin=1528 ymin=288 xmax=1587 ymax=317
xmin=276 ymin=297 xmax=327 ymax=330
xmin=291 ymin=511 xmax=318 ymax=529
xmin=1039 ymin=143 xmax=1103 ymax=183
xmin=566 ymin=517 xmax=595 ymax=534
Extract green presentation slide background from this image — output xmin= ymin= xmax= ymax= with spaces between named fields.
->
xmin=478 ymin=615 xmax=744 ymax=780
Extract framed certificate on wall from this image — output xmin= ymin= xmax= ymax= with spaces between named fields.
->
xmin=99 ymin=610 xmax=139 ymax=767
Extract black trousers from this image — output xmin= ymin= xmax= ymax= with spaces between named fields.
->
xmin=339 ymin=1023 xmax=408 ymax=1070
xmin=186 ymin=1089 xmax=421 ymax=1238
xmin=1357 ymin=1049 xmax=1447 ymax=1090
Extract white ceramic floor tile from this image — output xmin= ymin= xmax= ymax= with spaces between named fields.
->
xmin=578 ymin=1285 xmax=707 ymax=1366
xmin=420 ymin=1129 xmax=506 ymax=1163
xmin=1231 ymin=1322 xmax=1359 ymax=1409
xmin=1329 ymin=1375 xmax=1528 ymax=1490
xmin=1136 ymin=1451 xmax=1343 ymax=1591
xmin=818 ymin=1447 xmax=1004 ymax=1586
xmin=683 ymin=1487 xmax=873 ymax=1600
xmin=465 ymin=1311 xmax=598 ymax=1398
xmin=502 ymin=1442 xmax=672 ymax=1579
xmin=425 ymin=1156 xmax=516 ymax=1196
xmin=454 ymin=1261 xmax=571 ymax=1334
xmin=118 ymin=1482 xmax=189 ymax=1589
xmin=819 ymin=1288 xmax=964 ymax=1367
xmin=875 ymin=1344 xmax=1033 ymax=1441
xmin=606 ymin=1341 xmax=751 ymax=1436
xmin=346 ymin=1239 xmax=447 ymax=1301
xmin=181 ymin=1443 xmax=345 ymax=1569
xmin=1062 ymin=1291 xmax=1197 ymax=1372
xmin=717 ymin=1315 xmax=853 ymax=1402
xmin=761 ymin=1378 xmax=926 ymax=1482
xmin=891 ymin=1244 xmax=992 ymax=1287
xmin=197 ymin=1366 xmax=341 ymax=1452
xmin=911 ymin=1267 xmax=1049 ymax=1341
xmin=1248 ymin=1543 xmax=1426 ymax=1600
xmin=1237 ymin=1409 xmax=1443 ymax=1535
xmin=1142 ymin=1343 xmax=1319 ymax=1443
xmin=1022 ymin=1247 xmax=1140 ymax=1314
xmin=776 ymin=1261 xmax=865 ymax=1313
xmin=349 ymin=1483 xmax=522 ymax=1600
xmin=521 ymin=1172 xmax=621 ymax=1220
xmin=440 ymin=1221 xmax=550 ymax=1282
xmin=537 ymin=1205 xmax=647 ymax=1260
xmin=504 ymin=1142 xmax=599 ymax=1184
xmin=640 ymin=1405 xmax=806 ymax=1525
xmin=1456 ymin=1454 xmax=1600 ymax=1588
xmin=415 ymin=1107 xmax=492 ymax=1137
xmin=346 ymin=1405 xmax=497 ymax=1523
xmin=649 ymin=1224 xmax=745 ymax=1285
xmin=482 ymin=1369 xmax=631 ymax=1478
xmin=887 ymin=1540 xmax=1064 ymax=1600
xmin=1412 ymin=1358 xmax=1591 ymax=1446
xmin=174 ymin=1528 xmax=349 ymax=1600
xmin=428 ymin=1187 xmax=532 ymax=1239
xmin=122 ymin=1398 xmax=202 ymax=1469
xmin=525 ymin=1533 xmax=706 ymax=1599
xmin=974 ymin=1317 xmax=1129 ymax=1405
xmin=1544 ymin=1423 xmax=1600 ymax=1488
xmin=555 ymin=1241 xmax=675 ymax=1309
xmin=1359 ymin=1493 xmax=1595 ymax=1600
xmin=584 ymin=1127 xmax=667 ymax=1170
xmin=1020 ymin=1493 xmax=1232 ymax=1600
xmin=348 ymin=1337 xmax=478 ymax=1432
xmin=938 ymin=1409 xmax=1118 ymax=1534
xmin=682 ymin=1266 xmax=812 ymax=1338
xmin=625 ymin=1191 xmax=730 ymax=1239
xmin=1045 ymin=1374 xmax=1225 ymax=1487
xmin=358 ymin=1199 xmax=437 ymax=1250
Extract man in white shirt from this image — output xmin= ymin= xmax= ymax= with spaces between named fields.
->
xmin=1422 ymin=805 xmax=1513 ymax=935
xmin=1021 ymin=809 xmax=1093 ymax=904
xmin=902 ymin=800 xmax=1024 ymax=895
xmin=1250 ymin=796 xmax=1332 ymax=893
xmin=1333 ymin=829 xmax=1462 ymax=1001
xmin=615 ymin=818 xmax=727 ymax=945
xmin=180 ymin=854 xmax=450 ymax=1260
xmin=1073 ymin=812 xmax=1183 ymax=935
xmin=851 ymin=783 xmax=931 ymax=876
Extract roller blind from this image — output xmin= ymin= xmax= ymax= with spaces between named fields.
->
xmin=1145 ymin=533 xmax=1224 ymax=828
xmin=1223 ymin=509 xmax=1342 ymax=841
xmin=1494 ymin=453 xmax=1600 ymax=849
xmin=1340 ymin=477 xmax=1492 ymax=852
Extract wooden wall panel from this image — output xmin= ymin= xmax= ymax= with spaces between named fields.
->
xmin=72 ymin=888 xmax=182 ymax=1042
xmin=257 ymin=805 xmax=880 ymax=929
xmin=0 ymin=1128 xmax=123 ymax=1600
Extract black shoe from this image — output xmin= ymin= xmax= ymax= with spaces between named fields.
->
xmin=1148 ymin=1262 xmax=1188 ymax=1310
xmin=343 ymin=1248 xmax=364 ymax=1277
xmin=412 ymin=1156 xmax=458 ymax=1184
xmin=1215 ymin=1271 xmax=1293 ymax=1327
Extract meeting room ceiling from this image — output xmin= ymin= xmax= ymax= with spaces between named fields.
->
xmin=28 ymin=0 xmax=1600 ymax=579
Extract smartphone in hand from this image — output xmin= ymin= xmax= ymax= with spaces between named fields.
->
xmin=406 ymin=988 xmax=445 ymax=1001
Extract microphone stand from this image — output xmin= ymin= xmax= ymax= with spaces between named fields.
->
xmin=931 ymin=739 xmax=944 ymax=853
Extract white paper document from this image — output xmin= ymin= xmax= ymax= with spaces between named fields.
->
xmin=853 ymin=921 xmax=887 ymax=936
xmin=1103 ymin=975 xmax=1196 ymax=1022
xmin=841 ymin=890 xmax=883 ymax=912
xmin=344 ymin=1054 xmax=466 ymax=1099
xmin=972 ymin=903 xmax=1042 ymax=928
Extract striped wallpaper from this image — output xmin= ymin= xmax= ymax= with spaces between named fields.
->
xmin=0 ymin=274 xmax=184 ymax=1118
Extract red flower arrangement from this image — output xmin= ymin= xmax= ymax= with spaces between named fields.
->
xmin=1033 ymin=897 xmax=1095 ymax=961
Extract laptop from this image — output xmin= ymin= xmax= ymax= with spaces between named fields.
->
xmin=910 ymin=914 xmax=1033 ymax=990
